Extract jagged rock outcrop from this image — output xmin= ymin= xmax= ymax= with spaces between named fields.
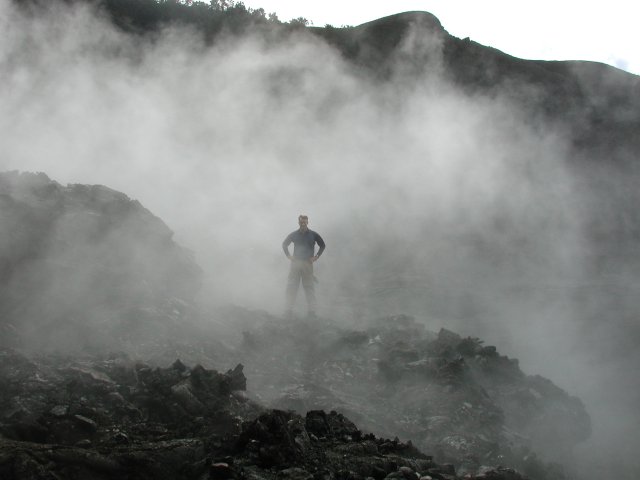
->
xmin=236 ymin=312 xmax=588 ymax=479
xmin=0 ymin=349 xmax=256 ymax=445
xmin=0 ymin=171 xmax=202 ymax=352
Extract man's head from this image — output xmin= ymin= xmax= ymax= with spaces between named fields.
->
xmin=298 ymin=215 xmax=309 ymax=231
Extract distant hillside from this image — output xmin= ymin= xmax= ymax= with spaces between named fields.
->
xmin=16 ymin=1 xmax=639 ymax=158
xmin=311 ymin=12 xmax=640 ymax=157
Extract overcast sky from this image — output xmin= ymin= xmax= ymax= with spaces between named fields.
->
xmin=239 ymin=0 xmax=640 ymax=75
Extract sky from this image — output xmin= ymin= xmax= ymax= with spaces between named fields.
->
xmin=240 ymin=0 xmax=640 ymax=75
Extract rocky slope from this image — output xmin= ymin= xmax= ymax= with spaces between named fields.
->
xmin=0 ymin=171 xmax=202 ymax=352
xmin=0 ymin=314 xmax=587 ymax=480
xmin=0 ymin=173 xmax=590 ymax=479
xmin=234 ymin=312 xmax=588 ymax=479
xmin=0 ymin=348 xmax=530 ymax=480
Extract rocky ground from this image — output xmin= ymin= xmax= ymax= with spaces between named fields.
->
xmin=0 ymin=308 xmax=590 ymax=480
xmin=231 ymin=311 xmax=588 ymax=479
xmin=0 ymin=172 xmax=591 ymax=479
xmin=1 ymin=346 xmax=530 ymax=480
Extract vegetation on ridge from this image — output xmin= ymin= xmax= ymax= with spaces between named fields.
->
xmin=14 ymin=0 xmax=312 ymax=40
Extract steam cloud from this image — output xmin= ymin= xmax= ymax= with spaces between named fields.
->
xmin=1 ymin=1 xmax=638 ymax=477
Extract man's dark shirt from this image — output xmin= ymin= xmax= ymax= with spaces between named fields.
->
xmin=282 ymin=229 xmax=326 ymax=260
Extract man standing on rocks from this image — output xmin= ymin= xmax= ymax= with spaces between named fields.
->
xmin=282 ymin=215 xmax=325 ymax=318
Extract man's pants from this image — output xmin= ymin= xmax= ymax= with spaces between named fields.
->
xmin=286 ymin=259 xmax=316 ymax=313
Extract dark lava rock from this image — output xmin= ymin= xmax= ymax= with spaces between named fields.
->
xmin=0 ymin=350 xmax=256 ymax=446
xmin=0 ymin=348 xmax=518 ymax=480
xmin=237 ymin=313 xmax=585 ymax=480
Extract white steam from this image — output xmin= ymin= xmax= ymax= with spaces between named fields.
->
xmin=1 ymin=1 xmax=638 ymax=477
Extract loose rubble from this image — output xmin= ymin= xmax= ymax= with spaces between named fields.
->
xmin=0 ymin=349 xmax=533 ymax=480
xmin=235 ymin=312 xmax=589 ymax=479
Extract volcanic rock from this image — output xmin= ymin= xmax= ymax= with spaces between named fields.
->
xmin=236 ymin=312 xmax=586 ymax=479
xmin=0 ymin=349 xmax=532 ymax=480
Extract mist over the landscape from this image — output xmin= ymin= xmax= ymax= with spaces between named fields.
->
xmin=1 ymin=1 xmax=639 ymax=477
